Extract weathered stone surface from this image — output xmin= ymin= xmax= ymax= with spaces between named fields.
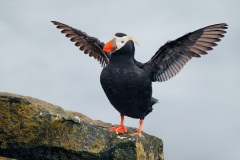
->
xmin=0 ymin=92 xmax=164 ymax=160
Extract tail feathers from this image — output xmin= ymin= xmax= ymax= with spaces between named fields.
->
xmin=151 ymin=97 xmax=159 ymax=106
xmin=145 ymin=97 xmax=159 ymax=116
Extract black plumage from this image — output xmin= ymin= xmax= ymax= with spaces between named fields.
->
xmin=52 ymin=21 xmax=227 ymax=135
xmin=100 ymin=40 xmax=157 ymax=119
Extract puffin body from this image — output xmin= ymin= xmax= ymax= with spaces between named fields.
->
xmin=100 ymin=40 xmax=154 ymax=119
xmin=52 ymin=21 xmax=228 ymax=135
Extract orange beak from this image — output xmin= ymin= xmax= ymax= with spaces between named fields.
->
xmin=103 ymin=41 xmax=113 ymax=53
xmin=103 ymin=38 xmax=116 ymax=53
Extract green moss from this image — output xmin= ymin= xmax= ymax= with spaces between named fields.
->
xmin=102 ymin=142 xmax=137 ymax=160
xmin=0 ymin=97 xmax=50 ymax=148
xmin=136 ymin=142 xmax=146 ymax=160
xmin=159 ymin=152 xmax=164 ymax=160
xmin=148 ymin=152 xmax=154 ymax=160
xmin=72 ymin=124 xmax=77 ymax=134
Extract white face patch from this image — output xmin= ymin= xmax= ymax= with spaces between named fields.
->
xmin=110 ymin=35 xmax=139 ymax=53
xmin=115 ymin=36 xmax=129 ymax=50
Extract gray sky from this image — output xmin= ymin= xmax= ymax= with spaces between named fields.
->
xmin=0 ymin=0 xmax=240 ymax=159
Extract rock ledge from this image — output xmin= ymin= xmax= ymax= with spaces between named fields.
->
xmin=0 ymin=92 xmax=163 ymax=160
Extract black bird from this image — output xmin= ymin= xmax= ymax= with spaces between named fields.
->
xmin=52 ymin=21 xmax=227 ymax=135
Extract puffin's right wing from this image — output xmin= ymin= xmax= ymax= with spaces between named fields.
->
xmin=142 ymin=23 xmax=228 ymax=82
xmin=51 ymin=21 xmax=109 ymax=67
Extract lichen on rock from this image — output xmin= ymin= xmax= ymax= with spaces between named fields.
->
xmin=0 ymin=92 xmax=163 ymax=160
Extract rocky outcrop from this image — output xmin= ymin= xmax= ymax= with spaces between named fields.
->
xmin=0 ymin=92 xmax=164 ymax=160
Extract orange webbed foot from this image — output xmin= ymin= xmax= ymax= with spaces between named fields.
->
xmin=130 ymin=130 xmax=142 ymax=136
xmin=130 ymin=119 xmax=144 ymax=136
xmin=110 ymin=114 xmax=127 ymax=134
xmin=109 ymin=125 xmax=127 ymax=134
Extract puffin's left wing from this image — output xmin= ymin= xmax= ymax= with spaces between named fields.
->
xmin=51 ymin=21 xmax=109 ymax=67
xmin=142 ymin=23 xmax=228 ymax=82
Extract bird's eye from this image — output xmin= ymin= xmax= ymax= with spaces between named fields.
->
xmin=121 ymin=41 xmax=124 ymax=43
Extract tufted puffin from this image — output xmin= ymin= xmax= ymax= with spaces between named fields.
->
xmin=52 ymin=21 xmax=227 ymax=135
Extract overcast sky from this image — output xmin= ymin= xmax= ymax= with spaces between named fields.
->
xmin=0 ymin=1 xmax=240 ymax=160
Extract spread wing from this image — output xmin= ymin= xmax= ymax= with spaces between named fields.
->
xmin=142 ymin=23 xmax=228 ymax=82
xmin=51 ymin=21 xmax=109 ymax=67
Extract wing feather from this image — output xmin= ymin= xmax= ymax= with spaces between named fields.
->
xmin=52 ymin=21 xmax=109 ymax=67
xmin=142 ymin=23 xmax=228 ymax=82
xmin=198 ymin=37 xmax=221 ymax=43
xmin=195 ymin=41 xmax=217 ymax=47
